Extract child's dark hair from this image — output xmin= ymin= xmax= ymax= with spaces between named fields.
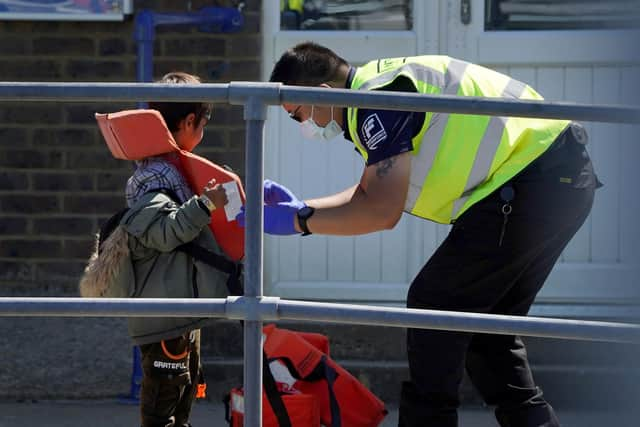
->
xmin=148 ymin=72 xmax=212 ymax=132
xmin=269 ymin=41 xmax=348 ymax=86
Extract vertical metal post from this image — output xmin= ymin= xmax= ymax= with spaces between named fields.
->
xmin=134 ymin=9 xmax=154 ymax=110
xmin=134 ymin=10 xmax=155 ymax=84
xmin=243 ymin=96 xmax=267 ymax=427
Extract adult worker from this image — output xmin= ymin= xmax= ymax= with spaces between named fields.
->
xmin=241 ymin=41 xmax=600 ymax=427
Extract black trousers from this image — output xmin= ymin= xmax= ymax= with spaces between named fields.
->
xmin=139 ymin=330 xmax=201 ymax=427
xmin=399 ymin=124 xmax=598 ymax=427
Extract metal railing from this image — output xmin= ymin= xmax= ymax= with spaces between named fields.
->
xmin=1 ymin=81 xmax=639 ymax=426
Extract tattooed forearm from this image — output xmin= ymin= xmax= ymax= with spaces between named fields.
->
xmin=376 ymin=157 xmax=395 ymax=178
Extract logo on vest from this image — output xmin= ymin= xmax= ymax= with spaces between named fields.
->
xmin=361 ymin=114 xmax=387 ymax=151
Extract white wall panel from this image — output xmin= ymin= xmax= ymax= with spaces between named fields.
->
xmin=354 ymin=233 xmax=382 ymax=282
xmin=507 ymin=67 xmax=536 ymax=88
xmin=536 ymin=68 xmax=563 ymax=102
xmin=590 ymin=68 xmax=622 ymax=263
xmin=382 ymin=224 xmax=408 ymax=282
xmin=618 ymin=67 xmax=640 ymax=266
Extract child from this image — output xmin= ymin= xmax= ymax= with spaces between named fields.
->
xmin=122 ymin=71 xmax=230 ymax=427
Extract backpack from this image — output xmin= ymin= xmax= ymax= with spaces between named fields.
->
xmin=79 ymin=207 xmax=134 ymax=298
xmin=79 ymin=189 xmax=243 ymax=298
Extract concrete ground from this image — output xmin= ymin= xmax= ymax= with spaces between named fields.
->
xmin=0 ymin=400 xmax=635 ymax=427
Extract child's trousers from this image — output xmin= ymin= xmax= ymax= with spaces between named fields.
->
xmin=139 ymin=330 xmax=201 ymax=427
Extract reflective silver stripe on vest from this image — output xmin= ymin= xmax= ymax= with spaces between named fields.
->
xmin=358 ymin=61 xmax=446 ymax=91
xmin=450 ymin=78 xmax=528 ymax=218
xmin=404 ymin=59 xmax=469 ymax=212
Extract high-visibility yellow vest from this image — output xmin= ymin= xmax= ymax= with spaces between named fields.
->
xmin=347 ymin=56 xmax=569 ymax=224
xmin=281 ymin=0 xmax=304 ymax=14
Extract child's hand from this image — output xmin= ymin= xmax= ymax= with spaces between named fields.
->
xmin=202 ymin=179 xmax=228 ymax=209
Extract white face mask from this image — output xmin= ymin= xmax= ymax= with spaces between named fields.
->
xmin=300 ymin=106 xmax=343 ymax=141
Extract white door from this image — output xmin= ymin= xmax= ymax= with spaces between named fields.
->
xmin=262 ymin=0 xmax=452 ymax=304
xmin=442 ymin=0 xmax=640 ymax=317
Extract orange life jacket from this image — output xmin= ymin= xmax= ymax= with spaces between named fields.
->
xmin=227 ymin=325 xmax=387 ymax=427
xmin=95 ymin=109 xmax=245 ymax=261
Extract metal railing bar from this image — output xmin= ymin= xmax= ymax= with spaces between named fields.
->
xmin=0 ymin=82 xmax=231 ymax=103
xmin=0 ymin=297 xmax=638 ymax=343
xmin=278 ymin=86 xmax=640 ymax=124
xmin=0 ymin=82 xmax=638 ymax=124
xmin=0 ymin=297 xmax=228 ymax=317
xmin=276 ymin=299 xmax=640 ymax=344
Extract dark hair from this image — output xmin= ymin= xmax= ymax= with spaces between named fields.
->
xmin=148 ymin=72 xmax=212 ymax=132
xmin=269 ymin=41 xmax=348 ymax=86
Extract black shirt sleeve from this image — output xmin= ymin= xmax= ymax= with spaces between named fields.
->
xmin=353 ymin=76 xmax=425 ymax=166
xmin=355 ymin=108 xmax=416 ymax=166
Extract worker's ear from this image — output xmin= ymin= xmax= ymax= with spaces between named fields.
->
xmin=319 ymin=83 xmax=333 ymax=89
xmin=178 ymin=113 xmax=197 ymax=131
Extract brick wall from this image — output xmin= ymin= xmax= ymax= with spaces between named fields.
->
xmin=0 ymin=0 xmax=261 ymax=297
xmin=0 ymin=0 xmax=262 ymax=400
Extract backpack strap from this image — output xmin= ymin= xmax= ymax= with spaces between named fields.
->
xmin=223 ymin=354 xmax=293 ymax=427
xmin=319 ymin=355 xmax=342 ymax=427
xmin=263 ymin=351 xmax=293 ymax=427
xmin=152 ymin=188 xmax=244 ymax=296
xmin=97 ymin=208 xmax=130 ymax=252
xmin=178 ymin=242 xmax=243 ymax=296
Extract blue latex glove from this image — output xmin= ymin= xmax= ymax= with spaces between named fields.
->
xmin=263 ymin=179 xmax=301 ymax=206
xmin=235 ymin=207 xmax=246 ymax=227
xmin=235 ymin=202 xmax=304 ymax=235
xmin=264 ymin=203 xmax=300 ymax=235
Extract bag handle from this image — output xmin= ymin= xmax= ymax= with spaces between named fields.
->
xmin=266 ymin=354 xmax=342 ymax=427
xmin=223 ymin=354 xmax=292 ymax=427
xmin=319 ymin=356 xmax=341 ymax=427
xmin=263 ymin=351 xmax=292 ymax=427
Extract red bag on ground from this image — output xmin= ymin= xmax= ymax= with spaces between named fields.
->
xmin=227 ymin=387 xmax=321 ymax=427
xmin=225 ymin=325 xmax=387 ymax=427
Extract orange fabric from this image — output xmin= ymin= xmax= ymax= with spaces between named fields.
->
xmin=160 ymin=340 xmax=189 ymax=361
xmin=262 ymin=325 xmax=326 ymax=378
xmin=263 ymin=325 xmax=387 ymax=427
xmin=95 ymin=110 xmax=177 ymax=160
xmin=229 ymin=388 xmax=321 ymax=427
xmin=95 ymin=109 xmax=245 ymax=261
xmin=178 ymin=150 xmax=246 ymax=261
xmin=196 ymin=383 xmax=207 ymax=399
